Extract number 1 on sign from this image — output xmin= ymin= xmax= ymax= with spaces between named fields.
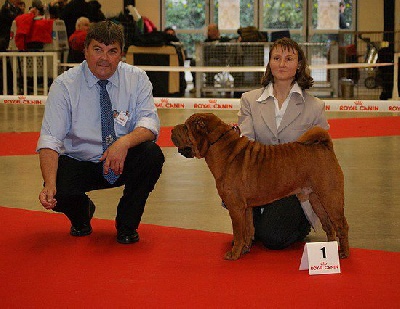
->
xmin=320 ymin=246 xmax=326 ymax=259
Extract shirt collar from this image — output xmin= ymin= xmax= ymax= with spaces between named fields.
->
xmin=83 ymin=61 xmax=120 ymax=88
xmin=256 ymin=82 xmax=304 ymax=103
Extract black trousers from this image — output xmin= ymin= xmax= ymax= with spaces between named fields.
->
xmin=52 ymin=141 xmax=165 ymax=231
xmin=253 ymin=195 xmax=311 ymax=250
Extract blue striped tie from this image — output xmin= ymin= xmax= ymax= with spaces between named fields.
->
xmin=98 ymin=80 xmax=119 ymax=184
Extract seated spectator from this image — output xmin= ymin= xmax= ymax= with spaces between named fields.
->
xmin=68 ymin=16 xmax=89 ymax=63
xmin=164 ymin=26 xmax=179 ymax=43
xmin=205 ymin=23 xmax=230 ymax=42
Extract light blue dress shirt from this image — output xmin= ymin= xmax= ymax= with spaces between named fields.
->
xmin=37 ymin=61 xmax=160 ymax=162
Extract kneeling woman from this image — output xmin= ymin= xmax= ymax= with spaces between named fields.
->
xmin=238 ymin=37 xmax=329 ymax=249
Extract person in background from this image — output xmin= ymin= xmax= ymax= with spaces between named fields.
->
xmin=17 ymin=1 xmax=25 ymax=13
xmin=339 ymin=2 xmax=348 ymax=29
xmin=237 ymin=37 xmax=330 ymax=250
xmin=60 ymin=0 xmax=90 ymax=38
xmin=205 ymin=23 xmax=230 ymax=42
xmin=0 ymin=0 xmax=23 ymax=94
xmin=203 ymin=23 xmax=231 ymax=89
xmin=37 ymin=21 xmax=165 ymax=244
xmin=14 ymin=1 xmax=53 ymax=51
xmin=87 ymin=0 xmax=105 ymax=23
xmin=337 ymin=2 xmax=350 ymax=46
xmin=48 ymin=0 xmax=68 ymax=19
xmin=68 ymin=16 xmax=90 ymax=62
xmin=164 ymin=26 xmax=179 ymax=42
xmin=0 ymin=0 xmax=22 ymax=51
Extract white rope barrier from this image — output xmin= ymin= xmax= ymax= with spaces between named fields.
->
xmin=1 ymin=95 xmax=400 ymax=112
xmin=59 ymin=62 xmax=394 ymax=72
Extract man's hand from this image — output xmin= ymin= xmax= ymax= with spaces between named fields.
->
xmin=99 ymin=127 xmax=155 ymax=175
xmin=100 ymin=138 xmax=129 ymax=175
xmin=39 ymin=185 xmax=57 ymax=209
xmin=38 ymin=148 xmax=59 ymax=209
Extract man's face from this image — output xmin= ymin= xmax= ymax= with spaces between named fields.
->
xmin=84 ymin=39 xmax=122 ymax=80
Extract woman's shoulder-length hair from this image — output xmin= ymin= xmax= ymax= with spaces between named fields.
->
xmin=261 ymin=37 xmax=314 ymax=89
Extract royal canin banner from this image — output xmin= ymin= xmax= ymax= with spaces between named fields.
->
xmin=1 ymin=96 xmax=400 ymax=112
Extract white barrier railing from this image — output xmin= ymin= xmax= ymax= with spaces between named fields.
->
xmin=1 ymin=51 xmax=398 ymax=100
xmin=0 ymin=51 xmax=59 ymax=96
xmin=1 ymin=95 xmax=400 ymax=113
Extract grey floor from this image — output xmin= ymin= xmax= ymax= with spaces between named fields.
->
xmin=1 ymin=104 xmax=400 ymax=253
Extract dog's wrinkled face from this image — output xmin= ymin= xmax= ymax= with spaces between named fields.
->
xmin=171 ymin=124 xmax=194 ymax=158
xmin=171 ymin=113 xmax=225 ymax=158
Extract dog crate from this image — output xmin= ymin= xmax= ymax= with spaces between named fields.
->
xmin=197 ymin=42 xmax=266 ymax=93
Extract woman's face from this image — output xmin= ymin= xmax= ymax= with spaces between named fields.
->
xmin=269 ymin=45 xmax=299 ymax=83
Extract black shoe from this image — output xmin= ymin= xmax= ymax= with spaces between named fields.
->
xmin=69 ymin=200 xmax=96 ymax=237
xmin=117 ymin=228 xmax=139 ymax=244
xmin=70 ymin=224 xmax=92 ymax=236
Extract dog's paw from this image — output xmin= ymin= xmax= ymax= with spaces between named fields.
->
xmin=339 ymin=250 xmax=349 ymax=259
xmin=224 ymin=250 xmax=240 ymax=260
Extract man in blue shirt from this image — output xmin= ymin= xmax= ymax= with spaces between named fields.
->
xmin=37 ymin=21 xmax=164 ymax=244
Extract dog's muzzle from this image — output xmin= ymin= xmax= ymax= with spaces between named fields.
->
xmin=178 ymin=147 xmax=194 ymax=158
xmin=171 ymin=125 xmax=194 ymax=158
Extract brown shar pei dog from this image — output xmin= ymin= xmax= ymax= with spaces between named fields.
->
xmin=171 ymin=113 xmax=349 ymax=261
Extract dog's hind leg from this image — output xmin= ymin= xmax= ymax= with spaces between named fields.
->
xmin=309 ymin=193 xmax=336 ymax=241
xmin=336 ymin=216 xmax=349 ymax=258
xmin=310 ymin=191 xmax=349 ymax=258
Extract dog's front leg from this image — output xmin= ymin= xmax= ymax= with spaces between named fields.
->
xmin=225 ymin=207 xmax=246 ymax=260
xmin=243 ymin=207 xmax=254 ymax=254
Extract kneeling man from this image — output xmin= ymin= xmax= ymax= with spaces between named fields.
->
xmin=37 ymin=21 xmax=164 ymax=244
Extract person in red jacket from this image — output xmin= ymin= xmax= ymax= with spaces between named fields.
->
xmin=68 ymin=16 xmax=90 ymax=63
xmin=14 ymin=5 xmax=54 ymax=50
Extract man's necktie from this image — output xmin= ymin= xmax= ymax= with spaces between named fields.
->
xmin=98 ymin=80 xmax=119 ymax=184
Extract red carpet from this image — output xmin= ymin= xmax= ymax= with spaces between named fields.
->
xmin=1 ymin=117 xmax=400 ymax=156
xmin=0 ymin=206 xmax=399 ymax=308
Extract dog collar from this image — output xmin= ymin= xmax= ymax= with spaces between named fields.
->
xmin=210 ymin=126 xmax=237 ymax=146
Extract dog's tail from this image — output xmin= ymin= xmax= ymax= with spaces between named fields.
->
xmin=297 ymin=126 xmax=333 ymax=150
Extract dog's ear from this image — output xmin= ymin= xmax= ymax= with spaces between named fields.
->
xmin=193 ymin=116 xmax=209 ymax=134
xmin=185 ymin=114 xmax=212 ymax=158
